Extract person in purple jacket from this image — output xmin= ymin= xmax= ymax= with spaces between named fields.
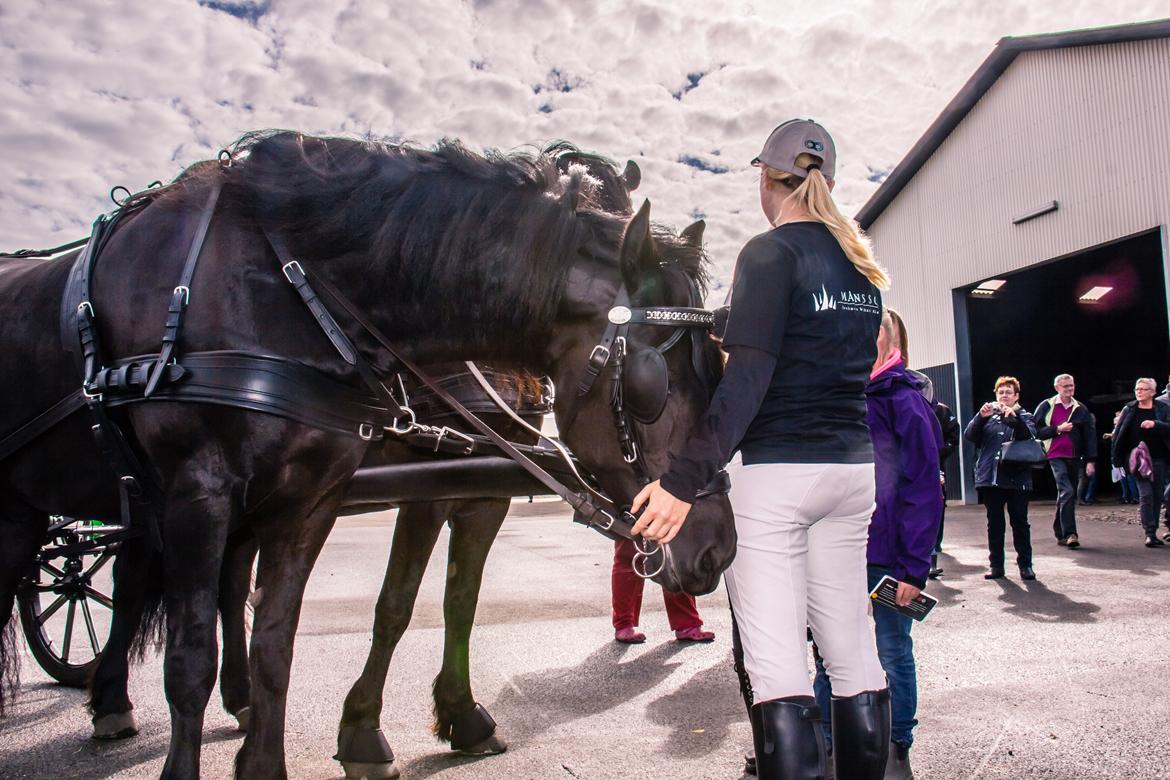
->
xmin=813 ymin=309 xmax=943 ymax=780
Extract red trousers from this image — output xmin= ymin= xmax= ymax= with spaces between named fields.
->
xmin=611 ymin=538 xmax=703 ymax=631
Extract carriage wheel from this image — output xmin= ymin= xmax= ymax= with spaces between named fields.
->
xmin=17 ymin=519 xmax=119 ymax=688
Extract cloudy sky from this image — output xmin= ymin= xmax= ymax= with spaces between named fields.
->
xmin=2 ymin=0 xmax=1166 ymax=298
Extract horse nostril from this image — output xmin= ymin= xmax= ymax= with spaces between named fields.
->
xmin=698 ymin=546 xmax=717 ymax=576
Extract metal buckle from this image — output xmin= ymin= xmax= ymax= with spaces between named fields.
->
xmin=593 ymin=510 xmax=616 ymax=531
xmin=388 ymin=406 xmax=418 ymax=435
xmin=78 ymin=301 xmax=95 ymax=318
xmin=432 ymin=427 xmax=475 ymax=455
xmin=623 ymin=440 xmax=639 ymax=464
xmin=82 ymin=383 xmax=103 ymax=402
xmin=119 ymin=475 xmax=141 ymax=496
xmin=587 ymin=344 xmax=611 ymax=368
xmin=358 ymin=423 xmax=375 ymax=441
xmin=174 ymin=285 xmax=190 ymax=305
xmin=281 ymin=260 xmax=304 ymax=283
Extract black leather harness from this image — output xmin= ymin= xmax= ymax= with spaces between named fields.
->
xmin=1 ymin=186 xmax=727 ymax=574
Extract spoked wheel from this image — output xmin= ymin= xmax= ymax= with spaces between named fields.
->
xmin=17 ymin=517 xmax=121 ymax=687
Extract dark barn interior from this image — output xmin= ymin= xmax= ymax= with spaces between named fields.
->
xmin=962 ymin=229 xmax=1170 ymax=499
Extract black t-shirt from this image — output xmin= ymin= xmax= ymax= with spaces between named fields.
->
xmin=721 ymin=222 xmax=881 ymax=464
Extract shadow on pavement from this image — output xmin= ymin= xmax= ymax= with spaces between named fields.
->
xmin=993 ymin=577 xmax=1100 ymax=623
xmin=398 ymin=640 xmax=693 ymax=780
xmin=0 ymin=681 xmax=86 ymax=737
xmin=644 ymin=650 xmax=745 ymax=761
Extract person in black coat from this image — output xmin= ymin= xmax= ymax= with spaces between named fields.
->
xmin=1111 ymin=378 xmax=1170 ymax=547
xmin=964 ymin=376 xmax=1039 ymax=580
xmin=928 ymin=401 xmax=960 ymax=578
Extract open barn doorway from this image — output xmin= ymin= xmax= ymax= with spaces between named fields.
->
xmin=960 ymin=228 xmax=1170 ymax=500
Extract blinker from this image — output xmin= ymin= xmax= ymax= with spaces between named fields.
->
xmin=623 ymin=347 xmax=669 ymax=424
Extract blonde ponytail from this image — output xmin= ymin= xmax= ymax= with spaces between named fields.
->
xmin=765 ymin=165 xmax=891 ymax=290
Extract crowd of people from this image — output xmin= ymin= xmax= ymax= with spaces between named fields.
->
xmin=963 ymin=373 xmax=1170 ymax=578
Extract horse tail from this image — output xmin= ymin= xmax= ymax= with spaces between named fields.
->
xmin=127 ymin=543 xmax=167 ymax=663
xmin=0 ymin=503 xmax=47 ymax=717
xmin=0 ymin=619 xmax=18 ymax=717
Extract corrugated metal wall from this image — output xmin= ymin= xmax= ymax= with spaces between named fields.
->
xmin=870 ymin=37 xmax=1170 ymax=373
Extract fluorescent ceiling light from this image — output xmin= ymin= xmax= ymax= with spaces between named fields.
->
xmin=971 ymin=279 xmax=1007 ymax=296
xmin=1078 ymin=286 xmax=1113 ymax=303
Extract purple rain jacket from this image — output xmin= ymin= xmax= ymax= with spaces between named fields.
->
xmin=865 ymin=361 xmax=945 ymax=590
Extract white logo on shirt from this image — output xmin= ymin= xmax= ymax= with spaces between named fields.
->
xmin=812 ymin=284 xmax=837 ymax=312
xmin=838 ymin=290 xmax=881 ymax=314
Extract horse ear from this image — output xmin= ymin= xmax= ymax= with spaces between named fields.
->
xmin=622 ymin=160 xmax=641 ymax=192
xmin=619 ymin=199 xmax=656 ymax=278
xmin=680 ymin=219 xmax=705 ymax=247
xmin=561 ymin=168 xmax=584 ymax=211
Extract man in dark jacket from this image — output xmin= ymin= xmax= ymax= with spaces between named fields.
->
xmin=813 ymin=311 xmax=943 ymax=780
xmin=1033 ymin=374 xmax=1097 ymax=548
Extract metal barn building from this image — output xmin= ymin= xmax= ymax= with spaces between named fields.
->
xmin=857 ymin=19 xmax=1170 ymax=502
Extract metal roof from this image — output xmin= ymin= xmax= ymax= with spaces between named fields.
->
xmin=855 ymin=18 xmax=1170 ymax=230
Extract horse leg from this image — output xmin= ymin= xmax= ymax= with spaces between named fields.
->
xmin=234 ymin=497 xmax=341 ymax=780
xmin=158 ymin=487 xmax=232 ymax=780
xmin=433 ymin=498 xmax=508 ymax=756
xmin=88 ymin=537 xmax=157 ymax=739
xmin=336 ymin=502 xmax=447 ymax=780
xmin=0 ymin=494 xmax=47 ymax=717
xmin=218 ymin=530 xmax=257 ymax=732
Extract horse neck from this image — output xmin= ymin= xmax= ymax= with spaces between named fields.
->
xmin=310 ymin=247 xmax=576 ymax=374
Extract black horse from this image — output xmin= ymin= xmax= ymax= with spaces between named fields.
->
xmin=333 ymin=149 xmax=666 ymax=780
xmin=77 ymin=145 xmax=644 ymax=749
xmin=0 ymin=132 xmax=734 ymax=779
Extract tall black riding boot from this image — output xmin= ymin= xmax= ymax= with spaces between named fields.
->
xmin=750 ymin=696 xmax=829 ymax=780
xmin=830 ymin=689 xmax=890 ymax=780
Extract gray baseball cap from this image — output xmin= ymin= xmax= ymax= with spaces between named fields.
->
xmin=751 ymin=119 xmax=836 ymax=180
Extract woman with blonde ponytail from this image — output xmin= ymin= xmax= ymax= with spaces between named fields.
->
xmin=631 ymin=119 xmax=892 ymax=779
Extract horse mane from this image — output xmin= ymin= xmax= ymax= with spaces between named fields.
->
xmin=163 ymin=131 xmax=708 ymax=358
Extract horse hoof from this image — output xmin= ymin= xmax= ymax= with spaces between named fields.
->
xmin=340 ymin=761 xmax=400 ymax=780
xmin=233 ymin=706 xmax=251 ymax=732
xmin=92 ymin=711 xmax=139 ymax=740
xmin=457 ymin=733 xmax=507 ymax=756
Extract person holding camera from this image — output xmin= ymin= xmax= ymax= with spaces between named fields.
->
xmin=964 ymin=376 xmax=1039 ymax=580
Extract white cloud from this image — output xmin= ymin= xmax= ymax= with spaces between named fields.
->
xmin=1 ymin=0 xmax=1164 ymax=295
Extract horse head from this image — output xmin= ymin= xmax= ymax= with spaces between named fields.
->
xmin=549 ymin=200 xmax=734 ymax=596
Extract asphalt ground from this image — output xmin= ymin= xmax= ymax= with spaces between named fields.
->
xmin=2 ymin=498 xmax=1169 ymax=779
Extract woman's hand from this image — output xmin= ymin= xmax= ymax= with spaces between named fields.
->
xmin=1141 ymin=420 xmax=1156 ymax=430
xmin=895 ymin=582 xmax=921 ymax=608
xmin=1001 ymin=405 xmax=1016 ymax=418
xmin=630 ymin=480 xmax=693 ymax=544
xmin=980 ymin=403 xmax=994 ymax=418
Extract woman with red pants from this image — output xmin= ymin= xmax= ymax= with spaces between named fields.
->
xmin=611 ymin=539 xmax=714 ymax=643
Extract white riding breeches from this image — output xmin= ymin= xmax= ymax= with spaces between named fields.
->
xmin=724 ymin=458 xmax=887 ymax=702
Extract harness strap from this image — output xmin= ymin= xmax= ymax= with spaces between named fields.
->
xmin=0 ymin=390 xmax=86 ymax=463
xmin=144 ymin=182 xmax=223 ymax=396
xmin=282 ymin=253 xmax=649 ymax=543
xmin=265 ymin=229 xmax=405 ymax=434
xmin=0 ymin=236 xmax=90 ymax=259
xmin=575 ymin=287 xmax=630 ymax=398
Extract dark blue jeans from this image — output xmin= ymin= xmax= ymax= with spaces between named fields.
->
xmin=1049 ymin=458 xmax=1079 ymax=538
xmin=813 ymin=565 xmax=917 ymax=747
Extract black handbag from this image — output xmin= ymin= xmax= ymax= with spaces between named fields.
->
xmin=999 ymin=438 xmax=1047 ymax=468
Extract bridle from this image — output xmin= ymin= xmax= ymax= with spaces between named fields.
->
xmin=563 ymin=273 xmax=723 ymax=577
